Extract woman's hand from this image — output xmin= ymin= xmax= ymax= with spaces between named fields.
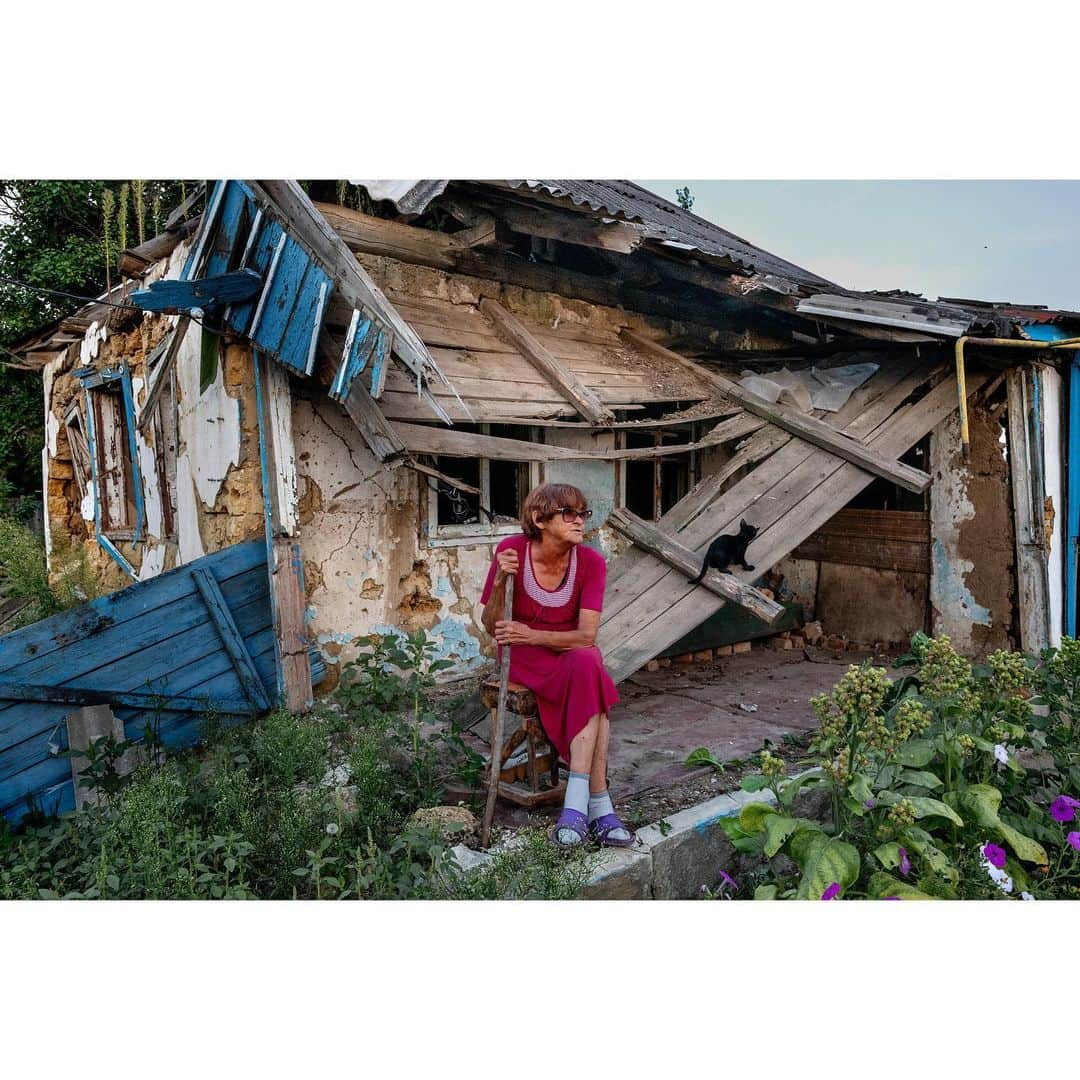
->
xmin=496 ymin=548 xmax=519 ymax=580
xmin=494 ymin=620 xmax=533 ymax=646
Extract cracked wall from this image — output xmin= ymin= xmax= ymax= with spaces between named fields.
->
xmin=929 ymin=404 xmax=1015 ymax=655
xmin=292 ymin=386 xmax=495 ymax=692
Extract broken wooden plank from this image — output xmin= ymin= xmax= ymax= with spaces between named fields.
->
xmin=405 ymin=459 xmax=482 ymax=496
xmin=608 ymin=508 xmax=784 ymax=624
xmin=192 ymin=567 xmax=272 ymax=713
xmin=622 ymin=329 xmax=933 ymax=494
xmin=342 ymin=377 xmax=407 ymax=460
xmin=254 ymin=182 xmax=440 ymax=385
xmin=480 ymin=299 xmax=615 ymax=425
xmin=600 ymin=370 xmax=990 ymax=681
xmin=130 ymin=269 xmax=263 ymax=312
xmin=138 ymin=316 xmax=191 ymax=428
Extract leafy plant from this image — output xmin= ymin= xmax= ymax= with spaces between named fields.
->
xmin=721 ymin=634 xmax=1080 ymax=900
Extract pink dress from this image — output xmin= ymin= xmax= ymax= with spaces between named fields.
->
xmin=480 ymin=533 xmax=620 ymax=763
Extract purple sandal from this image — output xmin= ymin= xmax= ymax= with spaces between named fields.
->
xmin=589 ymin=813 xmax=636 ymax=848
xmin=551 ymin=808 xmax=589 ymax=848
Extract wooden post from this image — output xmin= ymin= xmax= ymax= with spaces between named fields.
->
xmin=1006 ymin=367 xmax=1051 ymax=653
xmin=480 ymin=576 xmax=514 ymax=849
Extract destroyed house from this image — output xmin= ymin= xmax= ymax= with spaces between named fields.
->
xmin=3 ymin=178 xmax=1079 ymax=820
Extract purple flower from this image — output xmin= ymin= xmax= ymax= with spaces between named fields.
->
xmin=1067 ymin=831 xmax=1080 ymax=853
xmin=1049 ymin=795 xmax=1080 ymax=823
xmin=898 ymin=847 xmax=911 ymax=877
xmin=864 ymin=799 xmax=876 ymax=809
xmin=718 ymin=870 xmax=738 ymax=891
xmin=982 ymin=842 xmax=1007 ymax=869
xmin=821 ymin=882 xmax=841 ymax=901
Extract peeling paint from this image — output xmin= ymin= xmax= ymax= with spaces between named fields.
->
xmin=175 ymin=457 xmax=205 ymax=564
xmin=931 ymin=538 xmax=991 ymax=625
xmin=432 ymin=616 xmax=484 ymax=667
xmin=175 ymin=322 xmax=241 ymax=510
xmin=79 ymin=320 xmax=107 ymax=367
xmin=138 ymin=543 xmax=166 ymax=581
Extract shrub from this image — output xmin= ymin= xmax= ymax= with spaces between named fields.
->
xmin=722 ymin=634 xmax=1080 ymax=900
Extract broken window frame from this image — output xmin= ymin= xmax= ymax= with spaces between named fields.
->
xmin=617 ymin=418 xmax=705 ymax=521
xmin=62 ymin=400 xmax=93 ymax=507
xmin=87 ymin=380 xmax=140 ymax=538
xmin=424 ymin=424 xmax=541 ymax=548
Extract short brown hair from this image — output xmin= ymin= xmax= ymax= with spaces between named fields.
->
xmin=520 ymin=483 xmax=588 ymax=540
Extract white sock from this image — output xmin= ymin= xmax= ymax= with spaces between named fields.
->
xmin=588 ymin=789 xmax=631 ymax=841
xmin=557 ymin=772 xmax=590 ymax=844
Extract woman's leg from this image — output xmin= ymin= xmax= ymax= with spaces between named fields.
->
xmin=585 ymin=713 xmax=632 ymax=844
xmin=554 ymin=714 xmax=600 ymax=846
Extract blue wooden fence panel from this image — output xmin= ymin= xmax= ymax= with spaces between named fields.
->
xmin=0 ymin=542 xmax=277 ymax=823
xmin=181 ymin=181 xmax=335 ymax=378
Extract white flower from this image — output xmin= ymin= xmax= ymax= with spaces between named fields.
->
xmin=1021 ymin=892 xmax=1036 ymax=901
xmin=983 ymin=860 xmax=1014 ymax=894
xmin=325 ymin=822 xmax=340 ymax=836
xmin=994 ymin=743 xmax=1009 ymax=765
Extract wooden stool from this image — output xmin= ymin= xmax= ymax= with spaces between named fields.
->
xmin=479 ymin=678 xmax=566 ymax=808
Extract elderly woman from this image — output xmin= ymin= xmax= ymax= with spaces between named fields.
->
xmin=480 ymin=483 xmax=633 ymax=848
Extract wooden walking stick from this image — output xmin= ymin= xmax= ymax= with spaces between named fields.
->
xmin=480 ymin=573 xmax=514 ymax=849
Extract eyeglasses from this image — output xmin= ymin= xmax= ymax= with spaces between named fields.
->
xmin=555 ymin=507 xmax=593 ymax=523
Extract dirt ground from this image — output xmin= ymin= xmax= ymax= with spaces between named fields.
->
xmin=445 ymin=643 xmax=903 ymax=832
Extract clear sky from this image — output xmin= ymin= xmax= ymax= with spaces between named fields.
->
xmin=637 ymin=181 xmax=1080 ymax=312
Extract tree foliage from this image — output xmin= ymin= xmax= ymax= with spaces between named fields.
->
xmin=0 ymin=180 xmax=188 ymax=510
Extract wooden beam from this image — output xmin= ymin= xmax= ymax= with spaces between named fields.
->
xmin=392 ymin=419 xmax=744 ymax=462
xmin=622 ymin=329 xmax=933 ymax=494
xmin=314 ymin=201 xmax=460 ymax=270
xmin=479 ymin=299 xmax=614 ymax=425
xmin=608 ymin=508 xmax=785 ymax=625
xmin=119 ymin=214 xmax=202 ymax=277
xmin=138 ymin=317 xmax=191 ymax=428
xmin=0 ymin=680 xmax=254 ymax=714
xmin=252 ymin=181 xmax=439 ymax=384
xmin=192 ymin=567 xmax=272 ymax=713
xmin=484 ymin=199 xmax=641 ymax=254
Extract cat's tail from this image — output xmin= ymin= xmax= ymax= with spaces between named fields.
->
xmin=690 ymin=560 xmax=708 ymax=585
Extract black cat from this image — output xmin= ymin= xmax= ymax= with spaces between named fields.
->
xmin=691 ymin=519 xmax=758 ymax=583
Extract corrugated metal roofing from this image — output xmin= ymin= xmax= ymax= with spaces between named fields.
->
xmin=496 ymin=180 xmax=837 ymax=288
xmin=350 ymin=179 xmax=838 ymax=289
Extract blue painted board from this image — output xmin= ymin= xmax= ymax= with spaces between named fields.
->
xmin=0 ymin=542 xmax=281 ymax=824
xmin=228 ymin=217 xmax=284 ymax=337
xmin=0 ymin=541 xmax=264 ymax=676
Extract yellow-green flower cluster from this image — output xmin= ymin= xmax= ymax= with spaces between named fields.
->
xmin=813 ymin=664 xmax=892 ymax=743
xmin=887 ymin=799 xmax=917 ymax=827
xmin=987 ymin=649 xmax=1034 ymax=693
xmin=957 ymin=733 xmax=975 ymax=756
xmin=917 ymin=635 xmax=977 ymax=710
xmin=760 ymin=749 xmax=785 ymax=778
xmin=893 ymin=698 xmax=932 ymax=742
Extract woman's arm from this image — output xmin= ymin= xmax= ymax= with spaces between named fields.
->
xmin=494 ymin=609 xmax=600 ymax=652
xmin=482 ymin=546 xmax=519 ymax=636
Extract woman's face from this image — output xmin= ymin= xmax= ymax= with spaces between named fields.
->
xmin=535 ymin=504 xmax=588 ymax=546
